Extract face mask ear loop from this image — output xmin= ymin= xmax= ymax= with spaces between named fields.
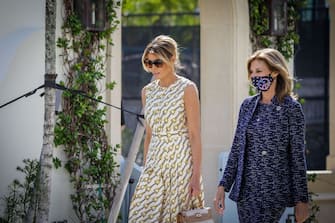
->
xmin=270 ymin=73 xmax=276 ymax=84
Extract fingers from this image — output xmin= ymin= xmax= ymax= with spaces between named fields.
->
xmin=213 ymin=197 xmax=225 ymax=214
xmin=188 ymin=180 xmax=201 ymax=197
xmin=296 ymin=216 xmax=308 ymax=223
xmin=188 ymin=185 xmax=201 ymax=197
xmin=295 ymin=202 xmax=309 ymax=223
xmin=295 ymin=211 xmax=309 ymax=223
xmin=191 ymin=188 xmax=201 ymax=197
xmin=214 ymin=187 xmax=225 ymax=214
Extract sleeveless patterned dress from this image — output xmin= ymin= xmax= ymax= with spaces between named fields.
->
xmin=128 ymin=76 xmax=204 ymax=223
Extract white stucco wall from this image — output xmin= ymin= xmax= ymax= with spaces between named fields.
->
xmin=199 ymin=0 xmax=250 ymax=222
xmin=0 ymin=1 xmax=122 ymax=221
xmin=327 ymin=0 xmax=335 ymax=170
xmin=0 ymin=0 xmax=45 ymax=214
xmin=48 ymin=2 xmax=77 ymax=222
xmin=1 ymin=0 xmax=334 ymax=222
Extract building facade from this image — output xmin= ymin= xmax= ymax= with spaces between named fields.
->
xmin=0 ymin=0 xmax=334 ymax=222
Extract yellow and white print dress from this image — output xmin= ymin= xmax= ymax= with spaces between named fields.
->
xmin=128 ymin=76 xmax=204 ymax=223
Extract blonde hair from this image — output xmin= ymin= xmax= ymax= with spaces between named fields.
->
xmin=247 ymin=48 xmax=295 ymax=102
xmin=141 ymin=35 xmax=181 ymax=72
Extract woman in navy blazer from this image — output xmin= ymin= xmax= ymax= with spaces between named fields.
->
xmin=214 ymin=48 xmax=309 ymax=223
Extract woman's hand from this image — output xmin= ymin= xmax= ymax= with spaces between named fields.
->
xmin=189 ymin=174 xmax=201 ymax=197
xmin=295 ymin=202 xmax=309 ymax=223
xmin=214 ymin=186 xmax=225 ymax=214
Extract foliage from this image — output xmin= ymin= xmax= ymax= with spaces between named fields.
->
xmin=122 ymin=0 xmax=197 ymax=13
xmin=122 ymin=0 xmax=199 ymax=26
xmin=294 ymin=80 xmax=305 ymax=104
xmin=0 ymin=159 xmax=40 ymax=223
xmin=305 ymin=173 xmax=320 ymax=223
xmin=248 ymin=0 xmax=307 ymax=102
xmin=249 ymin=0 xmax=307 ymax=60
xmin=54 ymin=0 xmax=121 ymax=222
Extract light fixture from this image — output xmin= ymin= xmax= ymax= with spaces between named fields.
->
xmin=74 ymin=0 xmax=107 ymax=32
xmin=267 ymin=0 xmax=288 ymax=36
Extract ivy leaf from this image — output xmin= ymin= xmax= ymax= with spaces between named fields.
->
xmin=106 ymin=81 xmax=117 ymax=90
xmin=56 ymin=37 xmax=69 ymax=49
xmin=52 ymin=157 xmax=62 ymax=169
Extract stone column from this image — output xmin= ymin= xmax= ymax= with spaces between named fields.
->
xmin=106 ymin=5 xmax=122 ymax=148
xmin=199 ymin=0 xmax=250 ymax=221
xmin=327 ymin=0 xmax=335 ymax=170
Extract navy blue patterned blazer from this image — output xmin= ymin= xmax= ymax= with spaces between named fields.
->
xmin=219 ymin=93 xmax=309 ymax=207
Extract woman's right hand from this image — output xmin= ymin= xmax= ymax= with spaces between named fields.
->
xmin=214 ymin=186 xmax=225 ymax=214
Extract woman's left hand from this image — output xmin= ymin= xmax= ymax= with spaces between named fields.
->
xmin=189 ymin=174 xmax=201 ymax=197
xmin=295 ymin=202 xmax=309 ymax=223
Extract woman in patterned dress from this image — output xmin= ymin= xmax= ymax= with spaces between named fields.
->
xmin=214 ymin=48 xmax=309 ymax=223
xmin=128 ymin=35 xmax=204 ymax=223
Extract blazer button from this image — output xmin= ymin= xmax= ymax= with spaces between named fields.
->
xmin=261 ymin=150 xmax=267 ymax=156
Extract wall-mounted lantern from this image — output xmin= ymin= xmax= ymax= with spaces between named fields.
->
xmin=74 ymin=0 xmax=107 ymax=32
xmin=267 ymin=0 xmax=288 ymax=36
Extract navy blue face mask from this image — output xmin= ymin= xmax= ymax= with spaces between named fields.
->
xmin=251 ymin=74 xmax=274 ymax=91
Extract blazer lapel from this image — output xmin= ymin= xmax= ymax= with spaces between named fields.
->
xmin=245 ymin=93 xmax=261 ymax=126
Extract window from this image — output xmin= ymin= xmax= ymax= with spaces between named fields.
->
xmin=294 ymin=3 xmax=329 ymax=170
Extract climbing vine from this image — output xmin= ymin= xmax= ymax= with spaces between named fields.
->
xmin=54 ymin=0 xmax=121 ymax=222
xmin=248 ymin=0 xmax=307 ymax=95
xmin=249 ymin=0 xmax=306 ymax=60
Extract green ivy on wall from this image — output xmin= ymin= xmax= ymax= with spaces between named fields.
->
xmin=249 ymin=0 xmax=306 ymax=60
xmin=248 ymin=0 xmax=307 ymax=95
xmin=54 ymin=0 xmax=121 ymax=222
